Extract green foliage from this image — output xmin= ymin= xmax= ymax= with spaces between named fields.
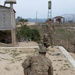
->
xmin=57 ymin=29 xmax=65 ymax=33
xmin=17 ymin=16 xmax=28 ymax=22
xmin=30 ymin=29 xmax=40 ymax=41
xmin=55 ymin=28 xmax=74 ymax=40
xmin=19 ymin=19 xmax=28 ymax=22
xmin=16 ymin=25 xmax=40 ymax=42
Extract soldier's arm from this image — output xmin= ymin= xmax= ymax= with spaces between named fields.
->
xmin=22 ymin=56 xmax=31 ymax=69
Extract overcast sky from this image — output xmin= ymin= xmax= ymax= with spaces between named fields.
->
xmin=0 ymin=0 xmax=75 ymax=19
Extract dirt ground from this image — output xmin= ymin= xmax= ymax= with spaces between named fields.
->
xmin=0 ymin=42 xmax=75 ymax=75
xmin=17 ymin=41 xmax=38 ymax=47
xmin=47 ymin=47 xmax=75 ymax=75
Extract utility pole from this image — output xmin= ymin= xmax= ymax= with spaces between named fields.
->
xmin=36 ymin=11 xmax=38 ymax=23
xmin=73 ymin=14 xmax=74 ymax=23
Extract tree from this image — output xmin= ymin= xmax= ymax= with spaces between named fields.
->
xmin=16 ymin=16 xmax=29 ymax=26
xmin=16 ymin=25 xmax=40 ymax=42
xmin=30 ymin=29 xmax=40 ymax=41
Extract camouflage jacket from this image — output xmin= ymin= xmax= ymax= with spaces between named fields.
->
xmin=22 ymin=55 xmax=53 ymax=75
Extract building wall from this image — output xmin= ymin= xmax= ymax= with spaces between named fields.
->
xmin=0 ymin=6 xmax=16 ymax=44
xmin=0 ymin=6 xmax=15 ymax=30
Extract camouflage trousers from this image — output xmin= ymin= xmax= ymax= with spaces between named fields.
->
xmin=48 ymin=33 xmax=53 ymax=48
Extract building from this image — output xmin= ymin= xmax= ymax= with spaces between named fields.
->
xmin=53 ymin=16 xmax=64 ymax=23
xmin=0 ymin=5 xmax=16 ymax=44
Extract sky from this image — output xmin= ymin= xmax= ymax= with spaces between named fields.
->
xmin=0 ymin=0 xmax=75 ymax=19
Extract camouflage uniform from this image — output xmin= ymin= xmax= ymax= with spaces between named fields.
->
xmin=22 ymin=55 xmax=53 ymax=75
xmin=46 ymin=19 xmax=55 ymax=48
xmin=22 ymin=45 xmax=53 ymax=75
xmin=43 ymin=33 xmax=50 ymax=48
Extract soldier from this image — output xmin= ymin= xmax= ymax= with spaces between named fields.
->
xmin=43 ymin=33 xmax=50 ymax=48
xmin=22 ymin=44 xmax=53 ymax=75
xmin=46 ymin=18 xmax=55 ymax=48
